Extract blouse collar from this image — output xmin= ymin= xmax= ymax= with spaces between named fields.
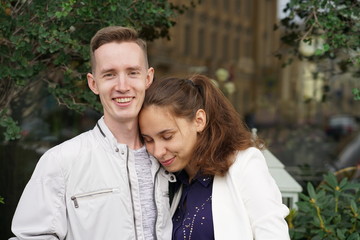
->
xmin=176 ymin=170 xmax=213 ymax=187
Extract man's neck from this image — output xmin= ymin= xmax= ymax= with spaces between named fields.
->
xmin=104 ymin=117 xmax=143 ymax=150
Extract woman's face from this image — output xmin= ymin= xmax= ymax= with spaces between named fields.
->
xmin=139 ymin=105 xmax=206 ymax=175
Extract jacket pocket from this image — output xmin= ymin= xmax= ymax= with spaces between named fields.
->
xmin=71 ymin=188 xmax=120 ymax=208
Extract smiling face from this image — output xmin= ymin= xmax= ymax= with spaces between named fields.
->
xmin=139 ymin=105 xmax=206 ymax=177
xmin=87 ymin=41 xmax=154 ymax=128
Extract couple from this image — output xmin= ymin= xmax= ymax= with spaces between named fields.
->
xmin=10 ymin=26 xmax=290 ymax=240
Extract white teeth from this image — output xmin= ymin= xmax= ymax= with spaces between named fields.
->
xmin=115 ymin=97 xmax=132 ymax=103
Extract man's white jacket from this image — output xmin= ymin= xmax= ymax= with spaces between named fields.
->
xmin=170 ymin=147 xmax=291 ymax=240
xmin=11 ymin=117 xmax=175 ymax=240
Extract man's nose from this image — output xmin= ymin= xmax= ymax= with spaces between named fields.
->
xmin=115 ymin=74 xmax=129 ymax=92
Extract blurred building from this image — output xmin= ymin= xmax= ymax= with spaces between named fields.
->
xmin=278 ymin=33 xmax=360 ymax=126
xmin=149 ymin=1 xmax=360 ymax=127
xmin=148 ymin=0 xmax=281 ymax=120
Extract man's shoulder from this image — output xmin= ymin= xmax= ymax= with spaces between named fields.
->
xmin=44 ymin=129 xmax=95 ymax=159
xmin=34 ymin=129 xmax=98 ymax=176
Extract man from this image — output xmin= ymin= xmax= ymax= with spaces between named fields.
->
xmin=10 ymin=26 xmax=175 ymax=240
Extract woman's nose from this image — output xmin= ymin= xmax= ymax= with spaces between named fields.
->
xmin=153 ymin=142 xmax=166 ymax=159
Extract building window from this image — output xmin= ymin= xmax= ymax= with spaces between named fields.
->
xmin=184 ymin=24 xmax=192 ymax=56
xmin=234 ymin=37 xmax=240 ymax=60
xmin=236 ymin=24 xmax=242 ymax=34
xmin=245 ymin=1 xmax=253 ymax=19
xmin=235 ymin=0 xmax=241 ymax=14
xmin=223 ymin=34 xmax=228 ymax=60
xmin=223 ymin=0 xmax=229 ymax=11
xmin=211 ymin=31 xmax=218 ymax=60
xmin=200 ymin=13 xmax=207 ymax=22
xmin=186 ymin=9 xmax=194 ymax=19
xmin=212 ymin=0 xmax=217 ymax=8
xmin=198 ymin=28 xmax=205 ymax=58
xmin=225 ymin=21 xmax=231 ymax=31
xmin=245 ymin=39 xmax=253 ymax=58
xmin=212 ymin=17 xmax=219 ymax=27
xmin=245 ymin=28 xmax=253 ymax=58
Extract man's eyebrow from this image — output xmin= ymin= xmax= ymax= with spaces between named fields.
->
xmin=99 ymin=68 xmax=115 ymax=74
xmin=127 ymin=66 xmax=142 ymax=71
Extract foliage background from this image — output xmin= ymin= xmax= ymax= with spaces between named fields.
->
xmin=277 ymin=0 xmax=360 ymax=100
xmin=278 ymin=0 xmax=360 ymax=64
xmin=288 ymin=173 xmax=360 ymax=240
xmin=0 ymin=0 xmax=199 ymax=141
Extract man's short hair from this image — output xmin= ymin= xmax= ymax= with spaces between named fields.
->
xmin=89 ymin=26 xmax=148 ymax=71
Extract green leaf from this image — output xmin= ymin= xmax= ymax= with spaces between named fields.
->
xmin=353 ymin=88 xmax=360 ymax=101
xmin=350 ymin=200 xmax=358 ymax=213
xmin=0 ymin=112 xmax=21 ymax=141
xmin=307 ymin=182 xmax=317 ymax=200
xmin=339 ymin=177 xmax=349 ymax=189
xmin=347 ymin=233 xmax=360 ymax=240
xmin=336 ymin=229 xmax=346 ymax=239
xmin=325 ymin=172 xmax=338 ymax=188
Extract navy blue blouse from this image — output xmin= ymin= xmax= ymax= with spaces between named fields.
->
xmin=172 ymin=171 xmax=214 ymax=240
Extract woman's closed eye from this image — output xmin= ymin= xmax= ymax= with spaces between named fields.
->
xmin=162 ymin=134 xmax=173 ymax=141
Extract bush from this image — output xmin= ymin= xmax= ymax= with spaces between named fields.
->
xmin=289 ymin=172 xmax=360 ymax=240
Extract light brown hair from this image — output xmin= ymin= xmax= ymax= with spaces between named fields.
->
xmin=142 ymin=75 xmax=264 ymax=176
xmin=89 ymin=26 xmax=148 ymax=71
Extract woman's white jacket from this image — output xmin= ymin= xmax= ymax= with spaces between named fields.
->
xmin=170 ymin=147 xmax=290 ymax=240
xmin=10 ymin=117 xmax=175 ymax=240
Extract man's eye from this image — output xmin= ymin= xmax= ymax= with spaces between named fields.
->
xmin=103 ymin=73 xmax=115 ymax=78
xmin=129 ymin=71 xmax=140 ymax=76
xmin=143 ymin=137 xmax=153 ymax=143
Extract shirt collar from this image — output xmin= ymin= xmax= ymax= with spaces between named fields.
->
xmin=176 ymin=170 xmax=213 ymax=187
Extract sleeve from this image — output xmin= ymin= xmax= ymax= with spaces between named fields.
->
xmin=234 ymin=148 xmax=290 ymax=240
xmin=10 ymin=149 xmax=67 ymax=240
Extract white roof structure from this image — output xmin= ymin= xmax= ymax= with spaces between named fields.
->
xmin=263 ymin=149 xmax=303 ymax=209
xmin=252 ymin=128 xmax=303 ymax=209
xmin=263 ymin=149 xmax=303 ymax=193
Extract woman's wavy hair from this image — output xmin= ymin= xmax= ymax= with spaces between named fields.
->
xmin=142 ymin=74 xmax=264 ymax=176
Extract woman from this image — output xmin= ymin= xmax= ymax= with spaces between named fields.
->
xmin=139 ymin=75 xmax=290 ymax=240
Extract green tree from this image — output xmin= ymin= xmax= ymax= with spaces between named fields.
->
xmin=276 ymin=0 xmax=360 ymax=99
xmin=0 ymin=0 xmax=199 ymax=141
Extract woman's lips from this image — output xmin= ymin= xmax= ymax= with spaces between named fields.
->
xmin=161 ymin=157 xmax=175 ymax=167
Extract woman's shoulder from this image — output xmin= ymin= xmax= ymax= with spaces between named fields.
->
xmin=235 ymin=147 xmax=263 ymax=160
xmin=230 ymin=147 xmax=266 ymax=169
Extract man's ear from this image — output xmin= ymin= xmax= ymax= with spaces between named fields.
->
xmin=87 ymin=73 xmax=99 ymax=95
xmin=195 ymin=109 xmax=207 ymax=132
xmin=145 ymin=67 xmax=154 ymax=89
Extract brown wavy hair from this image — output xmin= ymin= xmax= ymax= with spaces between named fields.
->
xmin=142 ymin=74 xmax=264 ymax=176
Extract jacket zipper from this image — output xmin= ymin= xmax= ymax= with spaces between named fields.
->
xmin=153 ymin=165 xmax=161 ymax=240
xmin=71 ymin=188 xmax=117 ymax=208
xmin=125 ymin=146 xmax=138 ymax=238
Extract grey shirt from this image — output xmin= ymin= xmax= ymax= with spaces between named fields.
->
xmin=133 ymin=146 xmax=156 ymax=240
